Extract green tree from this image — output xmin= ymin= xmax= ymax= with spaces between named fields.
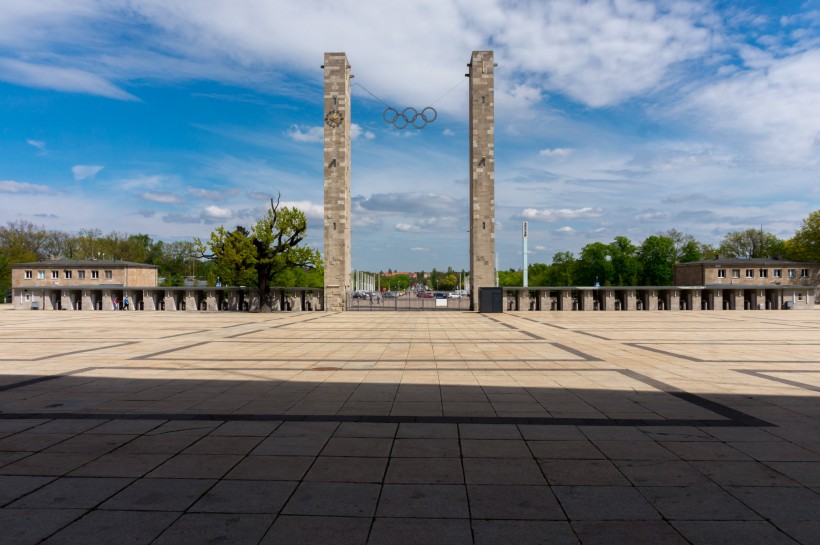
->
xmin=438 ymin=273 xmax=458 ymax=290
xmin=638 ymin=236 xmax=677 ymax=285
xmin=498 ymin=269 xmax=522 ymax=287
xmin=0 ymin=221 xmax=50 ymax=291
xmin=527 ymin=263 xmax=551 ymax=286
xmin=785 ymin=209 xmax=820 ymax=262
xmin=547 ymin=251 xmax=575 ymax=286
xmin=608 ymin=236 xmax=639 ymax=286
xmin=197 ymin=198 xmax=321 ymax=312
xmin=719 ymin=228 xmax=785 ymax=259
xmin=576 ymin=242 xmax=612 ymax=286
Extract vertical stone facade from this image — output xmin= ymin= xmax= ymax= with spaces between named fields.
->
xmin=469 ymin=51 xmax=496 ymax=309
xmin=323 ymin=53 xmax=352 ymax=312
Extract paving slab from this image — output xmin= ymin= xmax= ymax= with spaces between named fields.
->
xmin=1 ymin=310 xmax=819 ymax=544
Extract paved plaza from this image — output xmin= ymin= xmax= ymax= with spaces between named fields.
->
xmin=1 ymin=307 xmax=819 ymax=544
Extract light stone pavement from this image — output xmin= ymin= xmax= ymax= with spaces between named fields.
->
xmin=1 ymin=306 xmax=819 ymax=544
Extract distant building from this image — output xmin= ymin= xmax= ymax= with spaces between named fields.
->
xmin=11 ymin=259 xmax=158 ymax=288
xmin=674 ymin=258 xmax=819 ymax=287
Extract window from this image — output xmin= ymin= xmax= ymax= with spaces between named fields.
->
xmin=801 ymin=269 xmax=810 ymax=278
xmin=51 ymin=270 xmax=58 ymax=279
xmin=746 ymin=269 xmax=754 ymax=278
xmin=24 ymin=270 xmax=32 ymax=279
xmin=773 ymin=269 xmax=782 ymax=278
xmin=104 ymin=270 xmax=113 ymax=279
xmin=798 ymin=292 xmax=804 ymax=301
xmin=732 ymin=269 xmax=740 ymax=279
xmin=78 ymin=271 xmax=86 ymax=279
xmin=759 ymin=269 xmax=768 ymax=278
xmin=92 ymin=270 xmax=99 ymax=279
xmin=25 ymin=293 xmax=31 ymax=301
xmin=64 ymin=270 xmax=72 ymax=279
xmin=788 ymin=269 xmax=796 ymax=278
xmin=717 ymin=269 xmax=726 ymax=278
xmin=38 ymin=270 xmax=45 ymax=279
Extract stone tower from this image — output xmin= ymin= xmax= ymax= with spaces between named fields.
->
xmin=323 ymin=53 xmax=352 ymax=312
xmin=468 ymin=51 xmax=495 ymax=308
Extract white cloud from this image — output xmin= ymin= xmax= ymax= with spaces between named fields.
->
xmin=187 ymin=187 xmax=239 ymax=200
xmin=556 ymin=226 xmax=576 ymax=235
xmin=517 ymin=207 xmax=604 ymax=222
xmin=0 ymin=180 xmax=51 ymax=194
xmin=119 ymin=175 xmax=170 ymax=190
xmin=26 ymin=139 xmax=46 ymax=152
xmin=0 ymin=58 xmax=138 ymax=101
xmin=141 ymin=192 xmax=184 ymax=204
xmin=286 ymin=124 xmax=323 ymax=143
xmin=395 ymin=223 xmax=420 ymax=232
xmin=410 ymin=247 xmax=428 ymax=251
xmin=351 ymin=123 xmax=375 ymax=140
xmin=72 ymin=164 xmax=104 ymax=181
xmin=202 ymin=205 xmax=233 ymax=220
xmin=633 ymin=210 xmax=672 ymax=222
xmin=280 ymin=200 xmax=324 ymax=220
xmin=539 ymin=147 xmax=573 ymax=158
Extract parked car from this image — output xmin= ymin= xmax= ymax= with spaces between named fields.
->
xmin=384 ymin=291 xmax=400 ymax=299
xmin=352 ymin=290 xmax=368 ymax=299
xmin=418 ymin=291 xmax=434 ymax=298
xmin=434 ymin=292 xmax=447 ymax=299
xmin=447 ymin=292 xmax=462 ymax=299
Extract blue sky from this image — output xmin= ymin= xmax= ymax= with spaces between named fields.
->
xmin=1 ymin=0 xmax=819 ymax=272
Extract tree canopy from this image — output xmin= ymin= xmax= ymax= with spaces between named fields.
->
xmin=196 ymin=198 xmax=321 ymax=312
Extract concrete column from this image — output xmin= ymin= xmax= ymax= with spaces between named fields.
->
xmin=539 ymin=291 xmax=552 ymax=311
xmin=625 ymin=290 xmax=636 ymax=311
xmin=691 ymin=291 xmax=702 ymax=311
xmin=323 ymin=52 xmax=352 ymax=312
xmin=734 ymin=290 xmax=745 ymax=311
xmin=185 ymin=292 xmax=197 ymax=312
xmin=144 ymin=291 xmax=156 ymax=311
xmin=206 ymin=291 xmax=218 ymax=311
xmin=560 ymin=291 xmax=573 ymax=311
xmin=582 ymin=290 xmax=594 ymax=311
xmin=82 ymin=291 xmax=93 ymax=311
xmin=469 ymin=51 xmax=496 ymax=310
xmin=648 ymin=290 xmax=659 ymax=311
xmin=670 ymin=290 xmax=680 ymax=311
xmin=603 ymin=290 xmax=615 ymax=311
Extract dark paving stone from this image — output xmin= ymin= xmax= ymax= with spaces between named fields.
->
xmin=282 ymin=482 xmax=380 ymax=517
xmin=69 ymin=452 xmax=172 ymax=478
xmin=385 ymin=457 xmax=464 ymax=484
xmin=377 ymin=484 xmax=469 ymax=518
xmin=572 ymin=521 xmax=688 ymax=545
xmin=553 ymin=486 xmax=661 ymax=520
xmin=0 ymin=475 xmax=54 ymax=506
xmin=460 ymin=424 xmax=522 ymax=439
xmin=182 ymin=436 xmax=264 ymax=455
xmin=84 ymin=419 xmax=165 ymax=435
xmin=467 ymin=484 xmax=564 ymax=520
xmin=146 ymin=454 xmax=242 ymax=478
xmin=540 ymin=459 xmax=629 ymax=486
xmin=0 ymin=507 xmax=84 ymax=544
xmin=272 ymin=421 xmax=339 ymax=437
xmin=115 ymin=434 xmax=199 ymax=454
xmin=764 ymin=461 xmax=820 ymax=486
xmin=146 ymin=421 xmax=222 ymax=436
xmin=261 ymin=515 xmax=371 ymax=545
xmin=1 ymin=452 xmax=99 ymax=476
xmin=251 ymin=436 xmax=328 ymax=456
xmin=690 ymin=460 xmax=799 ymax=486
xmin=100 ymin=478 xmax=215 ymax=511
xmin=41 ymin=510 xmax=178 ymax=545
xmin=0 ymin=433 xmax=75 ymax=452
xmin=672 ymin=521 xmax=800 ymax=545
xmin=320 ymin=437 xmax=393 ymax=457
xmin=153 ymin=513 xmax=273 ymax=545
xmin=305 ymin=456 xmax=387 ymax=482
xmin=33 ymin=419 xmax=105 ymax=434
xmin=44 ymin=434 xmax=136 ymax=454
xmin=391 ymin=438 xmax=460 ymax=457
xmin=9 ymin=476 xmax=132 ymax=509
xmin=368 ymin=518 xmax=472 ymax=545
xmin=660 ymin=441 xmax=751 ymax=461
xmin=518 ymin=425 xmax=585 ymax=441
xmin=0 ymin=419 xmax=49 ymax=435
xmin=463 ymin=458 xmax=546 ymax=485
xmin=334 ymin=422 xmax=397 ymax=437
xmin=777 ymin=520 xmax=820 ymax=545
xmin=209 ymin=421 xmax=281 ymax=436
xmin=0 ymin=450 xmax=32 ymax=467
xmin=527 ymin=440 xmax=605 ymax=459
xmin=461 ymin=438 xmax=532 ymax=458
xmin=397 ymin=423 xmax=458 ymax=439
xmin=472 ymin=520 xmax=580 ymax=545
xmin=724 ymin=486 xmax=820 ymax=521
xmin=190 ymin=480 xmax=297 ymax=513
xmin=225 ymin=455 xmax=313 ymax=480
xmin=638 ymin=485 xmax=762 ymax=520
xmin=593 ymin=440 xmax=679 ymax=460
xmin=615 ymin=460 xmax=712 ymax=486
xmin=728 ymin=441 xmax=820 ymax=462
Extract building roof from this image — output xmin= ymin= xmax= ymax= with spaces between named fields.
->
xmin=676 ymin=258 xmax=816 ymax=267
xmin=12 ymin=259 xmax=157 ymax=269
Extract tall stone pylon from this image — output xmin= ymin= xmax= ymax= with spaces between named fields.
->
xmin=469 ymin=51 xmax=495 ymax=309
xmin=323 ymin=52 xmax=352 ymax=312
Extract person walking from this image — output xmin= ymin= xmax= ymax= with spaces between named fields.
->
xmin=123 ymin=295 xmax=129 ymax=310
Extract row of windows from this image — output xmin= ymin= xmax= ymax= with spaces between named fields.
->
xmin=717 ymin=268 xmax=810 ymax=279
xmin=23 ymin=270 xmax=113 ymax=280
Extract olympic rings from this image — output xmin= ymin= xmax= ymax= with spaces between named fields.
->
xmin=382 ymin=106 xmax=437 ymax=129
